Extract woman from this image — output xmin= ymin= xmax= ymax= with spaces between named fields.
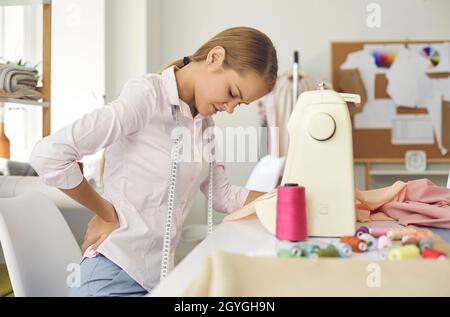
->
xmin=30 ymin=26 xmax=278 ymax=296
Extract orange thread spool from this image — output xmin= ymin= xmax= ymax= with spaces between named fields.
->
xmin=340 ymin=236 xmax=368 ymax=252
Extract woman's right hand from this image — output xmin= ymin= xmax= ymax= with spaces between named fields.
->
xmin=81 ymin=202 xmax=119 ymax=254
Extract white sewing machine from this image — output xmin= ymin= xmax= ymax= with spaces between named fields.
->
xmin=255 ymin=85 xmax=360 ymax=237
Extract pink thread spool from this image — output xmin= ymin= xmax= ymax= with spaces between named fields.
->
xmin=370 ymin=226 xmax=390 ymax=238
xmin=276 ymin=183 xmax=307 ymax=241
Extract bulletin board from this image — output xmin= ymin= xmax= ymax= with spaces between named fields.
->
xmin=331 ymin=40 xmax=450 ymax=160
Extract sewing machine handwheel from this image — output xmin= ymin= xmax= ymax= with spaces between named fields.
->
xmin=307 ymin=112 xmax=336 ymax=141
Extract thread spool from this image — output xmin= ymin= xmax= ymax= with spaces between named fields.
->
xmin=296 ymin=241 xmax=320 ymax=257
xmin=329 ymin=242 xmax=352 ymax=257
xmin=419 ymin=237 xmax=434 ymax=251
xmin=377 ymin=235 xmax=392 ymax=250
xmin=276 ymin=240 xmax=303 ymax=257
xmin=276 ymin=183 xmax=307 ymax=241
xmin=313 ymin=246 xmax=340 ymax=258
xmin=277 ymin=249 xmax=293 ymax=258
xmin=276 ymin=240 xmax=296 ymax=252
xmin=359 ymin=233 xmax=378 ymax=251
xmin=386 ymin=227 xmax=417 ymax=240
xmin=369 ymin=226 xmax=390 ymax=238
xmin=290 ymin=245 xmax=303 ymax=257
xmin=340 ymin=236 xmax=368 ymax=252
xmin=421 ymin=248 xmax=447 ymax=260
xmin=388 ymin=245 xmax=420 ymax=260
xmin=411 ymin=231 xmax=433 ymax=240
xmin=355 ymin=226 xmax=370 ymax=238
xmin=402 ymin=236 xmax=419 ymax=247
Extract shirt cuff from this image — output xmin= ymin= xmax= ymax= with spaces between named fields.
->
xmin=231 ymin=185 xmax=251 ymax=213
xmin=40 ymin=162 xmax=84 ymax=190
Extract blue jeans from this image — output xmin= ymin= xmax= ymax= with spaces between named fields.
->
xmin=70 ymin=253 xmax=149 ymax=297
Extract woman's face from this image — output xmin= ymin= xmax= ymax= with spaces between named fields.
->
xmin=193 ymin=50 xmax=270 ymax=117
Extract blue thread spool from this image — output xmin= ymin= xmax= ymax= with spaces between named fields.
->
xmin=419 ymin=237 xmax=434 ymax=251
xmin=359 ymin=233 xmax=378 ymax=251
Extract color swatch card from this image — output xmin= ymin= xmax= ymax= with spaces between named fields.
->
xmin=409 ymin=43 xmax=450 ymax=74
xmin=364 ymin=44 xmax=405 ymax=74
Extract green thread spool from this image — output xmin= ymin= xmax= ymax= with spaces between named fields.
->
xmin=388 ymin=245 xmax=420 ymax=260
xmin=277 ymin=245 xmax=303 ymax=258
xmin=314 ymin=246 xmax=340 ymax=258
xmin=277 ymin=249 xmax=293 ymax=258
xmin=296 ymin=242 xmax=320 ymax=257
xmin=290 ymin=245 xmax=303 ymax=257
xmin=276 ymin=240 xmax=295 ymax=252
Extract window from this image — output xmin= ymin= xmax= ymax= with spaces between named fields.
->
xmin=0 ymin=5 xmax=43 ymax=162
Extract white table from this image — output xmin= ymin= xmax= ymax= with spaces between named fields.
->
xmin=149 ymin=218 xmax=277 ymax=296
xmin=149 ymin=217 xmax=398 ymax=296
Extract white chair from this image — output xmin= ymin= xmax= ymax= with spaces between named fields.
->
xmin=0 ymin=191 xmax=81 ymax=296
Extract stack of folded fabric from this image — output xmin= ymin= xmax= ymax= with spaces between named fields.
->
xmin=0 ymin=63 xmax=42 ymax=101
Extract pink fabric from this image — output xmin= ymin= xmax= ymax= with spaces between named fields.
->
xmin=226 ymin=179 xmax=450 ymax=230
xmin=357 ymin=179 xmax=450 ymax=229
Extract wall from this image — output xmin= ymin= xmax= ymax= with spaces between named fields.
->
xmin=105 ymin=0 xmax=148 ymax=102
xmin=156 ymin=0 xmax=450 ymax=225
xmin=52 ymin=0 xmax=105 ymax=133
xmin=159 ymin=0 xmax=450 ymax=81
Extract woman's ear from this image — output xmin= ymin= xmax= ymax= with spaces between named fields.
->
xmin=206 ymin=46 xmax=226 ymax=67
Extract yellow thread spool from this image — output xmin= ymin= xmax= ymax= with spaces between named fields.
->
xmin=388 ymin=245 xmax=420 ymax=260
xmin=387 ymin=227 xmax=417 ymax=240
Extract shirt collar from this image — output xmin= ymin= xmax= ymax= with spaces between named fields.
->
xmin=161 ymin=65 xmax=206 ymax=121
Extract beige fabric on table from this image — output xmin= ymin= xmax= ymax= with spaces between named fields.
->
xmin=183 ymin=248 xmax=450 ymax=297
xmin=184 ymin=230 xmax=450 ymax=297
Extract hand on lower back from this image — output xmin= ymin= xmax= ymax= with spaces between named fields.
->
xmin=81 ymin=203 xmax=119 ymax=254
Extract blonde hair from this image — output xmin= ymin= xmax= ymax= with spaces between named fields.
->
xmin=163 ymin=26 xmax=278 ymax=92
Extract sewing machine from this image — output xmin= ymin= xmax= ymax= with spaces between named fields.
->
xmin=255 ymin=85 xmax=361 ymax=237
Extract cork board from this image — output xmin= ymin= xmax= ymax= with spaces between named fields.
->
xmin=331 ymin=41 xmax=450 ymax=160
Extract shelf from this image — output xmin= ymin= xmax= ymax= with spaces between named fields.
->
xmin=0 ymin=97 xmax=49 ymax=107
xmin=0 ymin=0 xmax=51 ymax=6
xmin=370 ymin=170 xmax=449 ymax=176
xmin=1 ymin=3 xmax=51 ymax=135
xmin=354 ymin=158 xmax=450 ymax=163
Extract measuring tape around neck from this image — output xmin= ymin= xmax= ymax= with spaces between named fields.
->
xmin=160 ymin=105 xmax=214 ymax=281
